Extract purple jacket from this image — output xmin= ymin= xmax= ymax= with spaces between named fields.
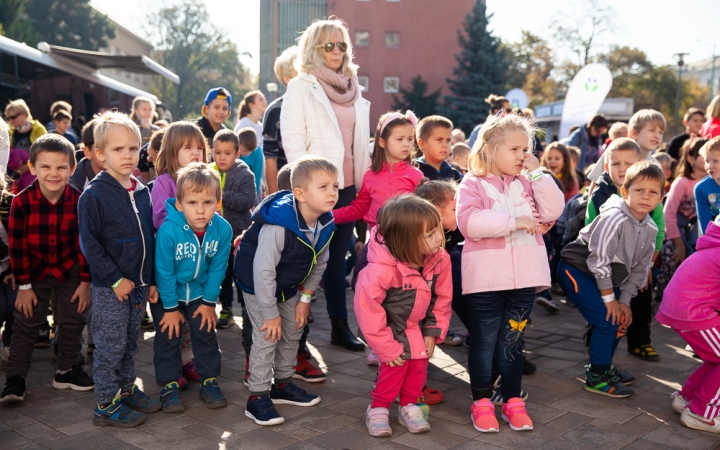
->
xmin=151 ymin=173 xmax=176 ymax=230
xmin=656 ymin=221 xmax=720 ymax=331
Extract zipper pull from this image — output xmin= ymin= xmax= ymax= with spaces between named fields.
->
xmin=129 ymin=191 xmax=139 ymax=213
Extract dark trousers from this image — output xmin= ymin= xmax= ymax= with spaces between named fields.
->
xmin=0 ymin=280 xmax=17 ymax=346
xmin=626 ymin=287 xmax=652 ymax=349
xmin=219 ymin=246 xmax=242 ymax=310
xmin=466 ymin=287 xmax=534 ymax=401
xmin=150 ymin=300 xmax=222 ymax=385
xmin=324 ymin=186 xmax=356 ymax=319
xmin=450 ymin=247 xmax=471 ymax=331
xmin=7 ymin=265 xmax=84 ymax=377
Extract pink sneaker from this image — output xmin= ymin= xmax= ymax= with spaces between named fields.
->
xmin=471 ymin=398 xmax=499 ymax=433
xmin=365 ymin=405 xmax=392 ymax=437
xmin=501 ymin=397 xmax=533 ymax=431
xmin=367 ymin=350 xmax=380 ymax=366
xmin=183 ymin=360 xmax=200 ymax=382
xmin=178 ymin=376 xmax=188 ymax=390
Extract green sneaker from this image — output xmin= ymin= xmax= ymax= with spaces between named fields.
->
xmin=217 ymin=309 xmax=235 ymax=329
xmin=141 ymin=314 xmax=153 ymax=330
xmin=585 ymin=370 xmax=634 ymax=398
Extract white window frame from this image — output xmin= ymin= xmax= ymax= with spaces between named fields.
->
xmin=384 ymin=77 xmax=399 ymax=94
xmin=358 ymin=76 xmax=369 ymax=92
xmin=355 ymin=31 xmax=370 ymax=47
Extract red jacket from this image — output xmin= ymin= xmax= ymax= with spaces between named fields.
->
xmin=354 ymin=227 xmax=452 ymax=363
xmin=701 ymin=117 xmax=720 ymax=139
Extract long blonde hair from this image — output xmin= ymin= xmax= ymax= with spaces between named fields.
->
xmin=296 ymin=18 xmax=357 ymax=77
xmin=468 ymin=114 xmax=535 ymax=176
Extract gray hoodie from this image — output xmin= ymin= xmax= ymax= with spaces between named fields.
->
xmin=560 ymin=195 xmax=658 ymax=305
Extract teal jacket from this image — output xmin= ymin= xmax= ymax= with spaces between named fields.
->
xmin=155 ymin=198 xmax=232 ymax=311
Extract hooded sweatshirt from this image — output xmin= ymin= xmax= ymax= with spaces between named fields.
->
xmin=210 ymin=159 xmax=256 ymax=239
xmin=154 ymin=198 xmax=232 ymax=312
xmin=656 ymin=221 xmax=720 ymax=331
xmin=561 ymin=196 xmax=658 ymax=305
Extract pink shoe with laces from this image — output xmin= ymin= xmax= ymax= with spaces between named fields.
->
xmin=183 ymin=360 xmax=200 ymax=382
xmin=471 ymin=398 xmax=499 ymax=433
xmin=501 ymin=397 xmax=533 ymax=431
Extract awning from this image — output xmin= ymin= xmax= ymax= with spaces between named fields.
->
xmin=39 ymin=43 xmax=180 ymax=85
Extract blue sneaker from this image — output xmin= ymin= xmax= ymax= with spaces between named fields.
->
xmin=199 ymin=378 xmax=227 ymax=409
xmin=94 ymin=396 xmax=146 ymax=428
xmin=270 ymin=383 xmax=321 ymax=406
xmin=160 ymin=381 xmax=186 ymax=413
xmin=121 ymin=385 xmax=161 ymax=413
xmin=246 ymin=394 xmax=285 ymax=426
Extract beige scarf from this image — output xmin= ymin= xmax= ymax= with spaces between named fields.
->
xmin=310 ymin=66 xmax=359 ymax=106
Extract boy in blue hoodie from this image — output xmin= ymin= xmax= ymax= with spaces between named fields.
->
xmin=152 ymin=162 xmax=232 ymax=413
xmin=235 ymin=155 xmax=337 ymax=426
xmin=78 ymin=112 xmax=160 ymax=428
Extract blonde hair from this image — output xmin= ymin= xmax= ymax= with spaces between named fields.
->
xmin=94 ymin=111 xmax=142 ymax=152
xmin=452 ymin=142 xmax=471 ymax=158
xmin=275 ymin=46 xmax=298 ymax=86
xmin=296 ymin=18 xmax=357 ymax=77
xmin=5 ymin=99 xmax=32 ymax=122
xmin=156 ymin=121 xmax=208 ymax=180
xmin=700 ymin=136 xmax=720 ymax=159
xmin=629 ymin=109 xmax=666 ymax=134
xmin=176 ymin=162 xmax=221 ymax=203
xmin=708 ymin=95 xmax=720 ymax=120
xmin=604 ymin=137 xmax=641 ymax=162
xmin=608 ymin=122 xmax=628 ymax=140
xmin=291 ymin=155 xmax=337 ymax=190
xmin=468 ymin=114 xmax=534 ymax=176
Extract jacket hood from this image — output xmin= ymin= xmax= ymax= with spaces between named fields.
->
xmin=696 ymin=221 xmax=720 ymax=250
xmin=251 ymin=190 xmax=335 ymax=243
xmin=89 ymin=171 xmax=146 ymax=194
xmin=366 ymin=226 xmax=444 ymax=275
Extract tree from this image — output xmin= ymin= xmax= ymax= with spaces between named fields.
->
xmin=441 ymin=1 xmax=508 ymax=134
xmin=147 ymin=0 xmax=248 ymax=121
xmin=390 ymin=75 xmax=441 ymax=118
xmin=554 ymin=0 xmax=614 ymax=66
xmin=504 ymin=31 xmax=560 ymax=107
xmin=2 ymin=0 xmax=115 ymax=51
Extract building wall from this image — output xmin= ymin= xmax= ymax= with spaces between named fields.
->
xmin=98 ymin=25 xmax=154 ymax=91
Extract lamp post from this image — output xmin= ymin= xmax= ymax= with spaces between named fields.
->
xmin=674 ymin=53 xmax=687 ymax=135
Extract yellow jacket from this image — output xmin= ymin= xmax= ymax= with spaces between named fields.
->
xmin=8 ymin=120 xmax=47 ymax=147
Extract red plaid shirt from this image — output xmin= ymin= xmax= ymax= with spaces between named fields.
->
xmin=9 ymin=180 xmax=91 ymax=285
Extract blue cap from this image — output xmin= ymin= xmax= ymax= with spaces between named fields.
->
xmin=203 ymin=87 xmax=232 ymax=109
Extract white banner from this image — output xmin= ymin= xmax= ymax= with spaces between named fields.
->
xmin=559 ymin=63 xmax=613 ymax=139
xmin=506 ymin=88 xmax=529 ymax=110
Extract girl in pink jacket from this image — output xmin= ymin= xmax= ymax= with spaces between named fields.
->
xmin=354 ymin=195 xmax=452 ymax=438
xmin=456 ymin=114 xmax=564 ymax=433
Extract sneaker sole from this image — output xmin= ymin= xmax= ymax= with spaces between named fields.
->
xmin=52 ymin=380 xmax=95 ymax=391
xmin=583 ymin=386 xmax=633 ymax=398
xmin=0 ymin=393 xmax=24 ymax=403
xmin=271 ymin=396 xmax=321 ymax=407
xmin=245 ymin=410 xmax=285 ymax=426
xmin=93 ymin=414 xmax=146 ymax=428
xmin=366 ymin=425 xmax=392 ymax=437
xmin=162 ymin=403 xmax=186 ymax=413
xmin=292 ymin=373 xmax=327 ymax=383
xmin=202 ymin=399 xmax=228 ymax=409
xmin=398 ymin=416 xmax=430 ymax=433
xmin=501 ymin=413 xmax=534 ymax=431
xmin=535 ymin=298 xmax=559 ymax=312
xmin=680 ymin=412 xmax=719 ymax=432
xmin=128 ymin=402 xmax=162 ymax=413
xmin=471 ymin=413 xmax=499 ymax=433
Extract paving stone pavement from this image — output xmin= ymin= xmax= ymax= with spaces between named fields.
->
xmin=2 ymin=291 xmax=720 ymax=450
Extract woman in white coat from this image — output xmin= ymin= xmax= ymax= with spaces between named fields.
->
xmin=281 ymin=19 xmax=370 ymax=351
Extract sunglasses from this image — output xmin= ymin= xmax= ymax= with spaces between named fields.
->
xmin=323 ymin=41 xmax=348 ymax=53
xmin=6 ymin=113 xmax=21 ymax=121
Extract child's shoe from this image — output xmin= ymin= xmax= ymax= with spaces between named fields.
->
xmin=420 ymin=385 xmax=444 ymax=405
xmin=490 ymin=388 xmax=529 ymax=406
xmin=120 ymin=385 xmax=161 ymax=413
xmin=0 ymin=375 xmax=25 ymax=403
xmin=672 ymin=391 xmax=690 ymax=414
xmin=246 ymin=394 xmax=284 ymax=426
xmin=140 ymin=313 xmax=153 ymax=330
xmin=584 ymin=370 xmax=634 ymax=398
xmin=160 ymin=381 xmax=186 ymax=413
xmin=608 ymin=365 xmax=635 ymax=385
xmin=501 ymin=397 xmax=534 ymax=431
xmin=680 ymin=407 xmax=720 ymax=433
xmin=94 ymin=396 xmax=145 ymax=428
xmin=398 ymin=403 xmax=431 ymax=433
xmin=367 ymin=349 xmax=380 ymax=366
xmin=182 ymin=359 xmax=200 ymax=382
xmin=471 ymin=398 xmax=499 ymax=433
xmin=536 ymin=296 xmax=560 ymax=313
xmin=216 ymin=309 xmax=235 ymax=329
xmin=53 ymin=365 xmax=95 ymax=391
xmin=35 ymin=322 xmax=51 ymax=348
xmin=442 ymin=330 xmax=464 ymax=346
xmin=366 ymin=405 xmax=392 ymax=437
xmin=628 ymin=344 xmax=660 ymax=362
xmin=270 ymin=383 xmax=320 ymax=406
xmin=199 ymin=377 xmax=227 ymax=409
xmin=293 ymin=352 xmax=326 ymax=383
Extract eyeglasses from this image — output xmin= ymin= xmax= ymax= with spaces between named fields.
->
xmin=323 ymin=41 xmax=348 ymax=53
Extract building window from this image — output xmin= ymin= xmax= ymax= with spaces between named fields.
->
xmin=108 ymin=89 xmax=121 ymax=104
xmin=355 ymin=31 xmax=369 ymax=47
xmin=358 ymin=76 xmax=369 ymax=92
xmin=384 ymin=77 xmax=399 ymax=93
xmin=385 ymin=32 xmax=400 ymax=48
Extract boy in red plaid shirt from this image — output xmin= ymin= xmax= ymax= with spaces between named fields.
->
xmin=0 ymin=134 xmax=93 ymax=404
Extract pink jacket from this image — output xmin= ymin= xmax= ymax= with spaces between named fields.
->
xmin=333 ymin=161 xmax=424 ymax=228
xmin=456 ymin=172 xmax=565 ymax=294
xmin=354 ymin=227 xmax=452 ymax=363
xmin=663 ymin=176 xmax=698 ymax=240
xmin=701 ymin=117 xmax=720 ymax=139
xmin=656 ymin=221 xmax=720 ymax=331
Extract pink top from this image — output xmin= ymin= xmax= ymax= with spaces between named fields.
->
xmin=701 ymin=117 xmax=720 ymax=139
xmin=330 ymin=101 xmax=356 ymax=188
xmin=663 ymin=176 xmax=699 ymax=240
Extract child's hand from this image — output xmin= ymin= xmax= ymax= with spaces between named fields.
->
xmin=522 ymin=152 xmax=540 ymax=172
xmin=159 ymin=310 xmax=185 ymax=339
xmin=193 ymin=304 xmax=217 ymax=332
xmin=515 ymin=216 xmax=538 ymax=236
xmin=387 ymin=354 xmax=406 ymax=367
xmin=3 ymin=273 xmax=15 ymax=290
xmin=604 ymin=300 xmax=623 ymax=326
xmin=671 ymin=239 xmax=686 ymax=265
xmin=424 ymin=336 xmax=436 ymax=358
xmin=114 ymin=278 xmax=136 ymax=301
xmin=640 ymin=270 xmax=652 ymax=292
xmin=354 ymin=241 xmax=365 ymax=256
xmin=295 ymin=301 xmax=310 ymax=330
xmin=538 ymin=221 xmax=555 ymax=235
xmin=620 ymin=303 xmax=633 ymax=327
xmin=259 ymin=316 xmax=282 ymax=343
xmin=71 ymin=281 xmax=91 ymax=314
xmin=16 ymin=288 xmax=37 ymax=318
xmin=147 ymin=286 xmax=158 ymax=304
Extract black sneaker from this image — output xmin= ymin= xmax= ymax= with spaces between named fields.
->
xmin=53 ymin=365 xmax=95 ymax=391
xmin=0 ymin=375 xmax=25 ymax=403
xmin=522 ymin=357 xmax=537 ymax=375
xmin=216 ymin=309 xmax=234 ymax=329
xmin=609 ymin=365 xmax=635 ymax=385
xmin=246 ymin=394 xmax=284 ymax=426
xmin=269 ymin=383 xmax=320 ymax=406
xmin=199 ymin=378 xmax=228 ymax=409
xmin=584 ymin=370 xmax=634 ymax=398
xmin=121 ymin=384 xmax=161 ymax=413
xmin=35 ymin=322 xmax=51 ymax=349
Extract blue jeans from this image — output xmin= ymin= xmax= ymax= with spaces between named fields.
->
xmin=557 ymin=262 xmax=621 ymax=371
xmin=324 ymin=186 xmax=356 ymax=319
xmin=466 ymin=287 xmax=534 ymax=401
xmin=150 ymin=299 xmax=221 ymax=384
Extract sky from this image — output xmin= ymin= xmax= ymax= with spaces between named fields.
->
xmin=92 ymin=0 xmax=719 ymax=75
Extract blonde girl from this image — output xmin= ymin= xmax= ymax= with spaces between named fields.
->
xmin=129 ymin=96 xmax=158 ymax=146
xmin=541 ymin=142 xmax=578 ymax=203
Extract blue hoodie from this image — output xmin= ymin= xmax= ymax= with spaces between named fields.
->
xmin=155 ymin=198 xmax=232 ymax=311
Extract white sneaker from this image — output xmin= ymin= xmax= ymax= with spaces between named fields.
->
xmin=535 ymin=297 xmax=560 ymax=313
xmin=366 ymin=405 xmax=392 ymax=437
xmin=1 ymin=345 xmax=8 ymax=362
xmin=398 ymin=403 xmax=430 ymax=433
xmin=672 ymin=391 xmax=690 ymax=414
xmin=680 ymin=407 xmax=720 ymax=433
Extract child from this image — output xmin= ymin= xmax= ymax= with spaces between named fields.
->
xmin=568 ymin=146 xmax=586 ymax=188
xmin=456 ymin=114 xmax=564 ymax=432
xmin=657 ymin=216 xmax=720 ymax=433
xmin=667 ymin=107 xmax=705 ymax=160
xmin=234 ymin=90 xmax=268 ymax=142
xmin=0 ymin=134 xmax=93 ymax=404
xmin=237 ymin=127 xmax=264 ymax=198
xmin=78 ymin=112 xmax=160 ymax=427
xmin=541 ymin=142 xmax=578 ymax=203
xmin=694 ymin=136 xmax=720 ymax=235
xmin=52 ymin=110 xmax=77 ymax=147
xmin=129 ymin=96 xmax=159 ymax=146
xmin=152 ymin=162 xmax=232 ymax=413
xmin=70 ymin=118 xmax=104 ymax=191
xmin=356 ymin=195 xmax=452 ymax=437
xmin=7 ymin=146 xmax=34 ymax=192
xmin=210 ymin=129 xmax=256 ymax=329
xmin=0 ymin=176 xmax=14 ymax=362
xmin=138 ymin=128 xmax=164 ymax=186
xmin=451 ymin=142 xmax=470 ymax=174
xmin=559 ymin=161 xmax=664 ymax=398
xmin=235 ymin=155 xmax=336 ymax=426
xmin=195 ymin=87 xmax=232 ymax=150
xmin=654 ymin=152 xmax=675 ymax=192
xmin=415 ymin=115 xmax=463 ymax=182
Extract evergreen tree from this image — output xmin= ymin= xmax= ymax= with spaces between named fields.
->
xmin=441 ymin=1 xmax=508 ymax=134
xmin=391 ymin=75 xmax=441 ymax=119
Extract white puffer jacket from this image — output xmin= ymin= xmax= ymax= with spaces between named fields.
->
xmin=281 ymin=72 xmax=371 ymax=190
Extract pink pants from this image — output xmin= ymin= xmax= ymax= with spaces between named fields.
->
xmin=371 ymin=358 xmax=428 ymax=409
xmin=675 ymin=327 xmax=720 ymax=419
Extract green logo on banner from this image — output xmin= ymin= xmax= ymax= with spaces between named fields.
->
xmin=584 ymin=78 xmax=599 ymax=92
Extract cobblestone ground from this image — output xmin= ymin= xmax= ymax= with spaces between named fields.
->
xmin=1 ymin=291 xmax=719 ymax=450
